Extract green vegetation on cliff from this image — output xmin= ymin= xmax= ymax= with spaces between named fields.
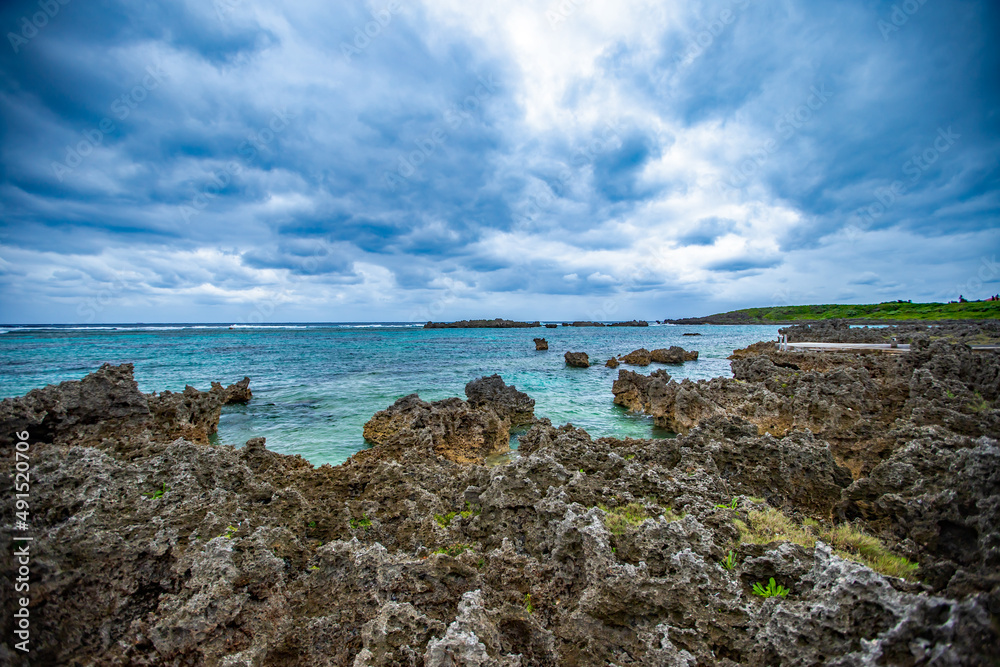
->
xmin=666 ymin=300 xmax=1000 ymax=324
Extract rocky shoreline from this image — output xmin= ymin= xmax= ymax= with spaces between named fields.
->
xmin=1 ymin=329 xmax=998 ymax=665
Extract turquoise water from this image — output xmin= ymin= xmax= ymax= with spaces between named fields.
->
xmin=0 ymin=323 xmax=781 ymax=465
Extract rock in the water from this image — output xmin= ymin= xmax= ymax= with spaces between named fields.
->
xmin=545 ymin=323 xmax=558 ymax=328
xmin=533 ymin=338 xmax=548 ymax=351
xmin=0 ymin=362 xmax=252 ymax=448
xmin=564 ymin=351 xmax=590 ymax=367
xmin=214 ymin=376 xmax=252 ymax=404
xmin=620 ymin=348 xmax=652 ymax=366
xmin=612 ymin=368 xmax=671 ymax=414
xmin=362 ymin=394 xmax=510 ymax=464
xmin=605 ymin=357 xmax=619 ymax=368
xmin=650 ymin=346 xmax=699 ymax=364
xmin=609 ymin=320 xmax=649 ymax=327
xmin=465 ymin=374 xmax=535 ymax=426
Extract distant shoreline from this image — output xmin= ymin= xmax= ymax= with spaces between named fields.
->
xmin=663 ymin=300 xmax=1000 ymax=325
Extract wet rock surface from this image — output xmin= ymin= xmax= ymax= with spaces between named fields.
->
xmin=534 ymin=338 xmax=549 ymax=350
xmin=564 ymin=351 xmax=590 ymax=368
xmin=1 ymin=338 xmax=998 ymax=665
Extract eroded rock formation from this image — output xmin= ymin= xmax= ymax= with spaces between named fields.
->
xmin=0 ymin=343 xmax=996 ymax=665
xmin=564 ymin=352 xmax=589 ymax=368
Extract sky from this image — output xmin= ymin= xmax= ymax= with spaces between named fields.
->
xmin=0 ymin=0 xmax=998 ymax=324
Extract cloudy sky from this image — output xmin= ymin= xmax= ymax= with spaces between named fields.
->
xmin=1 ymin=0 xmax=998 ymax=323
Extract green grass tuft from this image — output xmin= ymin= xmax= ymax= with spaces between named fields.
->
xmin=736 ymin=508 xmax=919 ymax=580
xmin=433 ymin=543 xmax=470 ymax=557
xmin=600 ymin=501 xmax=679 ymax=535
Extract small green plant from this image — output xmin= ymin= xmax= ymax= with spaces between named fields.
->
xmin=459 ymin=502 xmax=480 ymax=519
xmin=309 ymin=566 xmax=320 ymax=570
xmin=477 ymin=558 xmax=485 ymax=569
xmin=624 ymin=454 xmax=635 ymax=460
xmin=945 ymin=390 xmax=956 ymax=399
xmin=308 ymin=521 xmax=317 ymax=528
xmin=715 ymin=498 xmax=738 ymax=510
xmin=223 ymin=525 xmax=238 ymax=539
xmin=821 ymin=524 xmax=920 ymax=579
xmin=144 ymin=483 xmax=168 ymax=499
xmin=737 ymin=508 xmax=919 ymax=580
xmin=524 ymin=593 xmax=534 ymax=613
xmin=434 ymin=512 xmax=457 ymax=527
xmin=720 ymin=550 xmax=738 ymax=571
xmin=752 ymin=577 xmax=789 ymax=598
xmin=600 ymin=502 xmax=679 ymax=535
xmin=432 ymin=543 xmax=470 ymax=557
xmin=350 ymin=515 xmax=372 ymax=530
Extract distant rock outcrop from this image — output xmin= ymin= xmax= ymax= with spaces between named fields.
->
xmin=609 ymin=320 xmax=649 ymax=327
xmin=564 ymin=351 xmax=590 ymax=368
xmin=533 ymin=338 xmax=548 ymax=350
xmin=560 ymin=320 xmax=649 ymax=327
xmin=424 ymin=319 xmax=541 ymax=329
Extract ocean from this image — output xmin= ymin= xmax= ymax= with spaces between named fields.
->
xmin=0 ymin=323 xmax=781 ymax=465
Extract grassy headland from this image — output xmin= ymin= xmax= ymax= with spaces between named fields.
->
xmin=664 ymin=300 xmax=1000 ymax=325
